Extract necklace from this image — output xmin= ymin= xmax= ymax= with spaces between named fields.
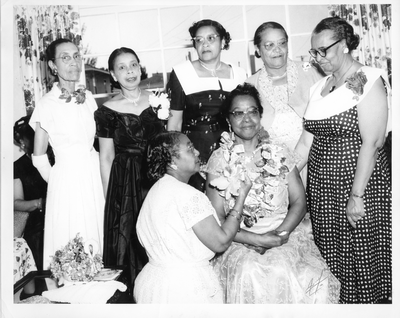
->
xmin=199 ymin=60 xmax=222 ymax=77
xmin=329 ymin=60 xmax=355 ymax=93
xmin=120 ymin=89 xmax=141 ymax=105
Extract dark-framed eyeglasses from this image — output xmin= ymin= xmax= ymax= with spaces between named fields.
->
xmin=309 ymin=39 xmax=341 ymax=58
xmin=192 ymin=34 xmax=220 ymax=45
xmin=229 ymin=108 xmax=260 ymax=121
xmin=53 ymin=53 xmax=83 ymax=64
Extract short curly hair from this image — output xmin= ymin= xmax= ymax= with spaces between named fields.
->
xmin=189 ymin=19 xmax=231 ymax=50
xmin=147 ymin=131 xmax=183 ymax=181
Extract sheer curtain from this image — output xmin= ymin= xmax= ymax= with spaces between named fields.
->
xmin=14 ymin=5 xmax=83 ymax=115
xmin=328 ymin=4 xmax=392 ymax=85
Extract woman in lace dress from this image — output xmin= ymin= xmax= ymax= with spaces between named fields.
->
xmin=94 ymin=47 xmax=165 ymax=294
xmin=167 ymin=19 xmax=247 ymax=191
xmin=246 ymin=21 xmax=323 ymax=151
xmin=134 ymin=131 xmax=251 ymax=303
xmin=205 ymin=83 xmax=340 ymax=304
xmin=296 ymin=17 xmax=391 ymax=303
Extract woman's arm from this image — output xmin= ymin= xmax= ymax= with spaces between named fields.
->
xmin=167 ymin=110 xmax=183 ymax=132
xmin=98 ymin=137 xmax=115 ymax=197
xmin=346 ymin=78 xmax=388 ymax=228
xmin=294 ymin=129 xmax=314 ymax=172
xmin=193 ymin=176 xmax=252 ymax=253
xmin=32 ymin=123 xmax=51 ymax=182
xmin=14 ymin=179 xmax=43 ymax=212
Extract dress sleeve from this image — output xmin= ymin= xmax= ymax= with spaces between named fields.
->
xmin=178 ymin=192 xmax=216 ymax=230
xmin=94 ymin=107 xmax=116 ymax=138
xmin=29 ymin=100 xmax=51 ymax=133
xmin=204 ymin=148 xmax=226 ymax=177
xmin=166 ymin=70 xmax=186 ymax=111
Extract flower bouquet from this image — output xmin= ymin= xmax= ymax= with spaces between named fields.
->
xmin=149 ymin=90 xmax=170 ymax=120
xmin=50 ymin=233 xmax=103 ymax=285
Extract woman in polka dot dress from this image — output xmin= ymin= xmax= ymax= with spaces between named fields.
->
xmin=296 ymin=17 xmax=391 ymax=303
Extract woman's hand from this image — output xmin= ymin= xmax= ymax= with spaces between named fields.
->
xmin=258 ymin=230 xmax=289 ymax=249
xmin=237 ymin=174 xmax=252 ymax=200
xmin=346 ymin=196 xmax=365 ymax=228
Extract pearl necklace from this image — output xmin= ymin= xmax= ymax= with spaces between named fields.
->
xmin=121 ymin=89 xmax=141 ymax=105
xmin=199 ymin=60 xmax=222 ymax=77
xmin=329 ymin=60 xmax=354 ymax=93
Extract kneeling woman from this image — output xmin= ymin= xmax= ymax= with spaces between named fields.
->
xmin=134 ymin=131 xmax=251 ymax=303
xmin=205 ymin=83 xmax=340 ymax=303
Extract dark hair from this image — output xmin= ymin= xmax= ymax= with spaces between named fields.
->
xmin=312 ymin=16 xmax=360 ymax=51
xmin=108 ymin=47 xmax=141 ymax=89
xmin=14 ymin=115 xmax=35 ymax=154
xmin=253 ymin=22 xmax=288 ymax=58
xmin=147 ymin=131 xmax=183 ymax=181
xmin=220 ymin=83 xmax=264 ymax=119
xmin=46 ymin=38 xmax=76 ymax=61
xmin=189 ymin=19 xmax=231 ymax=50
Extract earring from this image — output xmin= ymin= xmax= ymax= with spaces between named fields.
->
xmin=53 ymin=69 xmax=58 ymax=75
xmin=170 ymin=164 xmax=178 ymax=170
xmin=343 ymin=47 xmax=349 ymax=54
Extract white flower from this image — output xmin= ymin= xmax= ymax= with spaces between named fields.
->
xmin=157 ymin=107 xmax=170 ymax=120
xmin=149 ymin=90 xmax=171 ymax=120
xmin=302 ymin=62 xmax=311 ymax=71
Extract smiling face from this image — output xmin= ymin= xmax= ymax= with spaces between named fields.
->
xmin=110 ymin=52 xmax=141 ymax=89
xmin=194 ymin=25 xmax=224 ymax=62
xmin=49 ymin=42 xmax=82 ymax=84
xmin=229 ymin=95 xmax=262 ymax=142
xmin=257 ymin=28 xmax=288 ymax=71
xmin=173 ymin=134 xmax=201 ymax=176
xmin=311 ymin=29 xmax=344 ymax=74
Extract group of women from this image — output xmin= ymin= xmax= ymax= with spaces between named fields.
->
xmin=17 ymin=16 xmax=391 ymax=305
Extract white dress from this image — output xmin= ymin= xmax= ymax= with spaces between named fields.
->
xmin=30 ymin=83 xmax=104 ymax=269
xmin=134 ymin=174 xmax=223 ymax=303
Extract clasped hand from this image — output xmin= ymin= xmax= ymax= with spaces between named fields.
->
xmin=244 ymin=230 xmax=289 ymax=255
xmin=346 ymin=196 xmax=365 ymax=228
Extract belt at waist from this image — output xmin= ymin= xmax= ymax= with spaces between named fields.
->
xmin=183 ymin=122 xmax=220 ymax=132
xmin=149 ymin=259 xmax=210 ymax=268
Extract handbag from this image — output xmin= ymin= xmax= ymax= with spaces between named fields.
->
xmin=14 ymin=211 xmax=30 ymax=238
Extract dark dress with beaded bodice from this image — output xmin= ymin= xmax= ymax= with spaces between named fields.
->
xmin=94 ymin=105 xmax=165 ymax=293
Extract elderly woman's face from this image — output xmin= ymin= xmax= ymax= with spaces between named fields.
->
xmin=194 ymin=26 xmax=223 ymax=62
xmin=258 ymin=28 xmax=288 ymax=70
xmin=51 ymin=42 xmax=82 ymax=83
xmin=173 ymin=134 xmax=201 ymax=175
xmin=228 ymin=95 xmax=261 ymax=142
xmin=311 ymin=29 xmax=343 ymax=74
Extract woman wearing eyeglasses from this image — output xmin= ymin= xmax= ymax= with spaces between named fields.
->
xmin=295 ymin=17 xmax=392 ymax=304
xmin=205 ymin=83 xmax=340 ymax=303
xmin=246 ymin=22 xmax=323 ymax=153
xmin=29 ymin=38 xmax=104 ymax=270
xmin=167 ymin=19 xmax=247 ymax=192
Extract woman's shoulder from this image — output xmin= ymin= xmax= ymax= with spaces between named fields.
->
xmin=245 ymin=71 xmax=260 ymax=86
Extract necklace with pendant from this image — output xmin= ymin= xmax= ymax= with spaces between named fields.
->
xmin=121 ymin=88 xmax=141 ymax=105
xmin=199 ymin=60 xmax=222 ymax=77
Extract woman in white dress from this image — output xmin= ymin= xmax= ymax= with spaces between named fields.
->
xmin=29 ymin=39 xmax=104 ymax=269
xmin=205 ymin=83 xmax=340 ymax=303
xmin=134 ymin=131 xmax=251 ymax=303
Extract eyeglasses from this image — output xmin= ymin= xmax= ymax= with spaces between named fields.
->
xmin=192 ymin=34 xmax=220 ymax=45
xmin=229 ymin=108 xmax=260 ymax=121
xmin=54 ymin=53 xmax=83 ymax=64
xmin=263 ymin=39 xmax=288 ymax=51
xmin=309 ymin=39 xmax=341 ymax=58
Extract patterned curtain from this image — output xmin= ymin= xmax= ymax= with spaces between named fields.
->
xmin=15 ymin=5 xmax=83 ymax=115
xmin=328 ymin=4 xmax=392 ymax=86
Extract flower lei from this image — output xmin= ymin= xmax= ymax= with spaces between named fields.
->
xmin=50 ymin=233 xmax=103 ymax=282
xmin=59 ymin=85 xmax=87 ymax=104
xmin=210 ymin=130 xmax=292 ymax=228
xmin=149 ymin=90 xmax=171 ymax=120
xmin=345 ymin=69 xmax=368 ymax=100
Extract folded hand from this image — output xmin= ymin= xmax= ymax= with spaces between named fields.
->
xmin=346 ymin=197 xmax=365 ymax=228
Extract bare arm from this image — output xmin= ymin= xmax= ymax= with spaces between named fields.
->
xmin=33 ymin=123 xmax=49 ymax=156
xmin=192 ymin=175 xmax=252 ymax=253
xmin=294 ymin=129 xmax=314 ymax=172
xmin=346 ymin=78 xmax=388 ymax=228
xmin=167 ymin=110 xmax=183 ymax=132
xmin=14 ymin=178 xmax=43 ymax=212
xmin=98 ymin=137 xmax=115 ymax=197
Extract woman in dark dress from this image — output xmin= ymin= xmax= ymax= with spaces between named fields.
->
xmin=94 ymin=47 xmax=165 ymax=294
xmin=167 ymin=19 xmax=247 ymax=191
xmin=13 ymin=115 xmax=53 ymax=271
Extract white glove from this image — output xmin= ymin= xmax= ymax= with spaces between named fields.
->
xmin=32 ymin=154 xmax=51 ymax=182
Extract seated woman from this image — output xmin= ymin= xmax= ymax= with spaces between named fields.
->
xmin=134 ymin=131 xmax=251 ymax=303
xmin=205 ymin=83 xmax=340 ymax=304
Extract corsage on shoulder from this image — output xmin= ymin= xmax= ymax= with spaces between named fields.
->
xmin=345 ymin=70 xmax=368 ymax=100
xmin=149 ymin=90 xmax=170 ymax=120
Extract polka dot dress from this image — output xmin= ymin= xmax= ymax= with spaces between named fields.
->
xmin=304 ymin=105 xmax=391 ymax=304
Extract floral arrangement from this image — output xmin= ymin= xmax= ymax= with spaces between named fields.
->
xmin=59 ymin=85 xmax=86 ymax=104
xmin=345 ymin=70 xmax=368 ymax=100
xmin=210 ymin=130 xmax=294 ymax=228
xmin=302 ymin=61 xmax=312 ymax=72
xmin=50 ymin=233 xmax=103 ymax=283
xmin=149 ymin=90 xmax=170 ymax=120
